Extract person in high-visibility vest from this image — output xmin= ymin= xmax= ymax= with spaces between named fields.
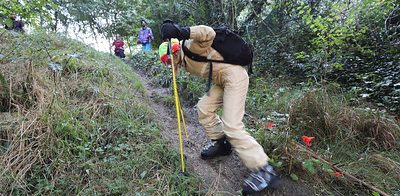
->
xmin=159 ymin=20 xmax=280 ymax=194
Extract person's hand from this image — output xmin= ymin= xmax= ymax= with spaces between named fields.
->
xmin=160 ymin=20 xmax=180 ymax=39
xmin=160 ymin=20 xmax=190 ymax=40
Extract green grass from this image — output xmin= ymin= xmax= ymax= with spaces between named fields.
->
xmin=0 ymin=29 xmax=201 ymax=195
xmin=130 ymin=52 xmax=207 ymax=105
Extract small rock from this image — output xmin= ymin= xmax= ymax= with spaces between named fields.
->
xmin=69 ymin=53 xmax=82 ymax=59
xmin=48 ymin=61 xmax=63 ymax=71
xmin=360 ymin=93 xmax=370 ymax=98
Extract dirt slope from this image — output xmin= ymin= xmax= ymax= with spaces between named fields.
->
xmin=136 ymin=68 xmax=316 ymax=195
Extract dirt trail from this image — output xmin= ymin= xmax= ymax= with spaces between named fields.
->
xmin=135 ymin=68 xmax=315 ymax=195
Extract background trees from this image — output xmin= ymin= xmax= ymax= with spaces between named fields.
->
xmin=1 ymin=0 xmax=398 ymax=111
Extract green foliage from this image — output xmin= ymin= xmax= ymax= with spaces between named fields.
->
xmin=34 ymin=0 xmax=398 ymax=114
xmin=302 ymin=159 xmax=317 ymax=174
xmin=0 ymin=0 xmax=56 ymax=28
xmin=288 ymin=86 xmax=399 ymax=194
xmin=8 ymin=0 xmax=395 ymax=194
xmin=290 ymin=173 xmax=299 ymax=181
xmin=0 ymin=30 xmax=201 ymax=195
xmin=298 ymin=1 xmax=368 ymax=75
xmin=372 ymin=192 xmax=380 ymax=196
xmin=130 ymin=51 xmax=207 ymax=105
xmin=247 ymin=77 xmax=304 ymax=118
xmin=0 ymin=71 xmax=9 ymax=112
xmin=301 ymin=158 xmax=333 ymax=175
xmin=289 ymin=85 xmax=400 ymax=149
xmin=130 ymin=46 xmax=400 ymax=195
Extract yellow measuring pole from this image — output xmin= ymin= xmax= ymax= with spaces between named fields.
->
xmin=178 ymin=98 xmax=189 ymax=139
xmin=168 ymin=39 xmax=185 ymax=173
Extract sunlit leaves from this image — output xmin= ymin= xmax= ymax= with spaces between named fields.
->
xmin=0 ymin=0 xmax=56 ymax=27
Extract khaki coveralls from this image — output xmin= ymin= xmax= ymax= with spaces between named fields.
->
xmin=178 ymin=25 xmax=269 ymax=171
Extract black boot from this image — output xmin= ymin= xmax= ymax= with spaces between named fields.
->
xmin=201 ymin=137 xmax=232 ymax=159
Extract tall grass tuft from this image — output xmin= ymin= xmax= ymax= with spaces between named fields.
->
xmin=289 ymin=86 xmax=399 ymax=150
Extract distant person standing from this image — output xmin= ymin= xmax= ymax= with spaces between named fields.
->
xmin=137 ymin=20 xmax=154 ymax=52
xmin=111 ymin=34 xmax=125 ymax=58
xmin=5 ymin=13 xmax=25 ymax=33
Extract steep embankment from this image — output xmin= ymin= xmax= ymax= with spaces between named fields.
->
xmin=0 ymin=30 xmax=200 ymax=195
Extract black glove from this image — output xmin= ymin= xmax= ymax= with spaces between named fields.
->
xmin=160 ymin=20 xmax=190 ymax=40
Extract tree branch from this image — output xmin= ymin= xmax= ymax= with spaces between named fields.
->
xmin=296 ymin=144 xmax=390 ymax=196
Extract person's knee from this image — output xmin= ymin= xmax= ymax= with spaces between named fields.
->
xmin=197 ymin=99 xmax=208 ymax=116
xmin=198 ymin=101 xmax=214 ymax=126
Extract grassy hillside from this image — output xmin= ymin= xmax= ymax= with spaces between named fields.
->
xmin=0 ymin=30 xmax=200 ymax=195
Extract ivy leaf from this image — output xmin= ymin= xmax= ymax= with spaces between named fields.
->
xmin=140 ymin=171 xmax=147 ymax=179
xmin=302 ymin=159 xmax=316 ymax=174
xmin=321 ymin=163 xmax=334 ymax=173
xmin=4 ymin=18 xmax=13 ymax=28
xmin=372 ymin=191 xmax=380 ymax=196
xmin=290 ymin=173 xmax=299 ymax=181
xmin=271 ymin=160 xmax=283 ymax=168
xmin=311 ymin=158 xmax=321 ymax=164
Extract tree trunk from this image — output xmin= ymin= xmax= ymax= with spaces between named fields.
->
xmin=53 ymin=10 xmax=59 ymax=32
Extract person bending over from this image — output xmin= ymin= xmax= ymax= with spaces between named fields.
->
xmin=158 ymin=21 xmax=280 ymax=194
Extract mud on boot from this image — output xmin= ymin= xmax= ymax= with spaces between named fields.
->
xmin=200 ymin=137 xmax=232 ymax=159
xmin=242 ymin=164 xmax=280 ymax=195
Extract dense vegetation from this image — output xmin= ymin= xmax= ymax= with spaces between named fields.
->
xmin=23 ymin=0 xmax=397 ymax=112
xmin=131 ymin=50 xmax=400 ymax=195
xmin=1 ymin=0 xmax=399 ymax=195
xmin=2 ymin=1 xmax=398 ymax=110
xmin=0 ymin=30 xmax=201 ymax=195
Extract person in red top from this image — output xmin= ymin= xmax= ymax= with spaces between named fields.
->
xmin=111 ymin=34 xmax=125 ymax=58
